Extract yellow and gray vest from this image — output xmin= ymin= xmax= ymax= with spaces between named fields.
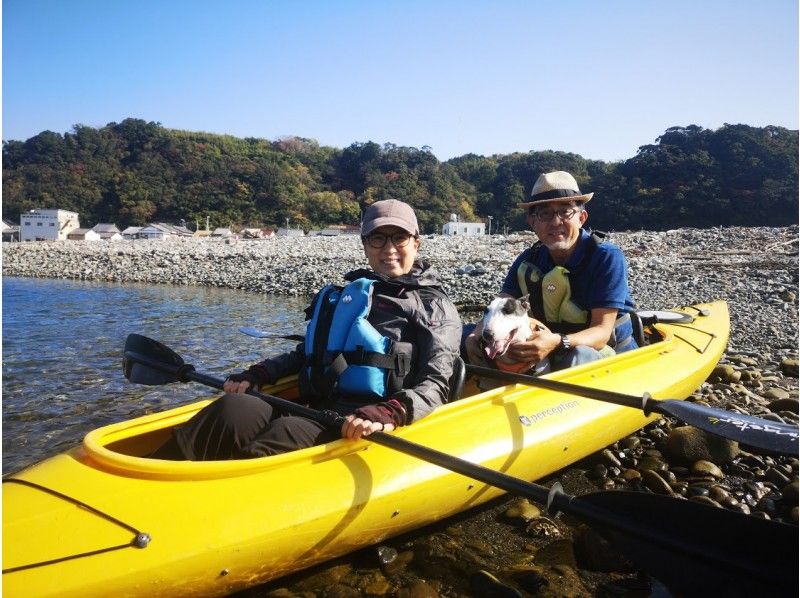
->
xmin=514 ymin=234 xmax=636 ymax=351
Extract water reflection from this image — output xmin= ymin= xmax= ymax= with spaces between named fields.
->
xmin=2 ymin=277 xmax=309 ymax=473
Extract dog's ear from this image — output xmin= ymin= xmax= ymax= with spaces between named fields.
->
xmin=519 ymin=296 xmax=531 ymax=314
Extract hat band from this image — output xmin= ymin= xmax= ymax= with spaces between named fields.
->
xmin=531 ymin=188 xmax=582 ymax=201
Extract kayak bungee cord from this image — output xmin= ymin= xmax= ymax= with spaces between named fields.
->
xmin=2 ymin=478 xmax=150 ymax=574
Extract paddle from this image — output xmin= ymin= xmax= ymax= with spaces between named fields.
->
xmin=123 ymin=334 xmax=797 ymax=596
xmin=465 ymin=364 xmax=799 ymax=456
xmin=237 ymin=327 xmax=304 ymax=341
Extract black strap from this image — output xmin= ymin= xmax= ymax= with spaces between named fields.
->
xmin=318 ymin=348 xmax=410 ymax=398
xmin=308 ymin=285 xmax=340 ymax=394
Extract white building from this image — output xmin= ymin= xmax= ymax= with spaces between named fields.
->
xmin=20 ymin=209 xmax=80 ymax=241
xmin=67 ymin=228 xmax=102 ymax=241
xmin=121 ymin=226 xmax=142 ymax=240
xmin=92 ymin=223 xmax=123 ymax=241
xmin=441 ymin=214 xmax=485 ymax=236
xmin=136 ymin=223 xmax=194 ymax=240
xmin=2 ymin=220 xmax=20 ymax=242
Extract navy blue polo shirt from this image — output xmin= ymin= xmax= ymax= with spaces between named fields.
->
xmin=501 ymin=229 xmax=636 ymax=314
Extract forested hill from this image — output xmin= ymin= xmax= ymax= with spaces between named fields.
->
xmin=2 ymin=121 xmax=797 ymax=233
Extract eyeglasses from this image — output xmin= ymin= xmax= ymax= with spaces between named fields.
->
xmin=530 ymin=206 xmax=582 ymax=222
xmin=363 ymin=232 xmax=416 ymax=249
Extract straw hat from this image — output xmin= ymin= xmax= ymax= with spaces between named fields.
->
xmin=519 ymin=171 xmax=594 ymax=209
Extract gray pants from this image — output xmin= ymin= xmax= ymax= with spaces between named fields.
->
xmin=155 ymin=393 xmax=339 ymax=460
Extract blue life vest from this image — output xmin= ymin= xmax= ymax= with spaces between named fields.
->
xmin=301 ymin=278 xmax=411 ymax=400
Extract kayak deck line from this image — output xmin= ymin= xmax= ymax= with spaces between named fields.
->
xmin=2 ymin=478 xmax=150 ymax=574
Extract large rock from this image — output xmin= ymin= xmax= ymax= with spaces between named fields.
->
xmin=664 ymin=426 xmax=740 ymax=464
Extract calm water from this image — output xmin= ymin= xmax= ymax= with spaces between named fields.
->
xmin=2 ymin=277 xmax=309 ymax=473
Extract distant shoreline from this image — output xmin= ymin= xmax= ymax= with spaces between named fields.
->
xmin=3 ymin=226 xmax=798 ymax=366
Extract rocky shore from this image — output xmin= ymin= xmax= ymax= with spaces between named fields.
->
xmin=3 ymin=226 xmax=799 ymax=596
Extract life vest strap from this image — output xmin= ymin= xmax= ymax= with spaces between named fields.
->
xmin=318 ymin=348 xmax=411 ymax=397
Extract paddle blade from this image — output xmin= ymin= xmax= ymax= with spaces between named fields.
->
xmin=659 ymin=399 xmax=799 ymax=455
xmin=123 ymin=334 xmax=185 ymax=385
xmin=238 ymin=327 xmax=304 ymax=342
xmin=573 ymin=490 xmax=798 ymax=596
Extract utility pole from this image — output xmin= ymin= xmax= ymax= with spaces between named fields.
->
xmin=487 ymin=215 xmax=493 ymax=244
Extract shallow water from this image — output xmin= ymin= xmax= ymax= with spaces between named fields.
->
xmin=2 ymin=277 xmax=309 ymax=473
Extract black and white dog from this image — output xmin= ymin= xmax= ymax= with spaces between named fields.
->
xmin=480 ymin=297 xmax=550 ymax=375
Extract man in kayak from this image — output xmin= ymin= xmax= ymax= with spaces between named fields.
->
xmin=465 ymin=170 xmax=637 ymax=376
xmin=153 ymin=199 xmax=462 ymax=459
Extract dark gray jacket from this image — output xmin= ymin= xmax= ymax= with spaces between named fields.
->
xmin=255 ymin=261 xmax=462 ymax=423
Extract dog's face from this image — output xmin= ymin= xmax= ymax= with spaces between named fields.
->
xmin=481 ymin=297 xmax=531 ymax=360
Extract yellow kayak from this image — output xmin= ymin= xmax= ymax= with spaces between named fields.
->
xmin=3 ymin=301 xmax=729 ymax=597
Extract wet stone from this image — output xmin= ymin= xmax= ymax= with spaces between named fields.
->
xmin=504 ymin=498 xmax=541 ymax=523
xmin=621 ymin=437 xmax=641 ymax=450
xmin=622 ymin=469 xmax=642 ymax=483
xmin=600 ymin=449 xmax=622 ymax=468
xmin=729 ymin=501 xmax=751 ymax=515
xmin=381 ymin=550 xmax=414 ymax=577
xmin=689 ymin=495 xmax=723 ymax=508
xmin=782 ymin=481 xmax=799 ymax=504
xmin=661 ymin=469 xmax=678 ymax=485
xmin=510 ymin=569 xmax=549 ymax=593
xmin=574 ymin=526 xmax=634 ymax=573
xmin=711 ymin=364 xmax=738 ymax=382
xmin=780 ymin=359 xmax=799 ymax=378
xmin=377 ymin=545 xmax=398 ymax=566
xmin=709 ymin=485 xmax=731 ymax=503
xmin=756 ymin=497 xmax=779 ymax=517
xmin=325 ymin=583 xmax=361 ymax=598
xmin=671 ymin=481 xmax=689 ymax=496
xmin=692 ymin=460 xmax=724 ymax=480
xmin=469 ymin=570 xmax=522 ymax=598
xmin=586 ymin=463 xmax=608 ymax=480
xmin=641 ymin=470 xmax=674 ymax=495
xmin=638 ymin=457 xmax=669 ymax=473
xmin=525 ymin=518 xmax=561 ymax=538
xmin=767 ymin=397 xmax=799 ymax=413
xmin=766 ymin=467 xmax=791 ymax=486
xmin=396 ymin=579 xmax=440 ymax=598
xmin=664 ymin=426 xmax=740 ymax=464
xmin=534 ymin=538 xmax=577 ymax=567
xmin=687 ymin=485 xmax=711 ymax=498
xmin=725 ymin=464 xmax=755 ymax=479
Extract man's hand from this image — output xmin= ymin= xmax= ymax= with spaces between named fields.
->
xmin=506 ymin=325 xmax=561 ymax=365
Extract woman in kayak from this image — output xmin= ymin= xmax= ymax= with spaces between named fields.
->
xmin=153 ymin=199 xmax=462 ymax=459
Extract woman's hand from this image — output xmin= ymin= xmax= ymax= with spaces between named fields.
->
xmin=223 ymin=378 xmax=252 ymax=394
xmin=341 ymin=414 xmax=395 ymax=440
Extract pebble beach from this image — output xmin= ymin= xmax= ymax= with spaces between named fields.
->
xmin=3 ymin=225 xmax=798 ymax=596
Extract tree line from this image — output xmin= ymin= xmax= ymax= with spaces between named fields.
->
xmin=2 ymin=120 xmax=797 ymax=233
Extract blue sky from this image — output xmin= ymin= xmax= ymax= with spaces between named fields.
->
xmin=2 ymin=0 xmax=798 ymax=162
